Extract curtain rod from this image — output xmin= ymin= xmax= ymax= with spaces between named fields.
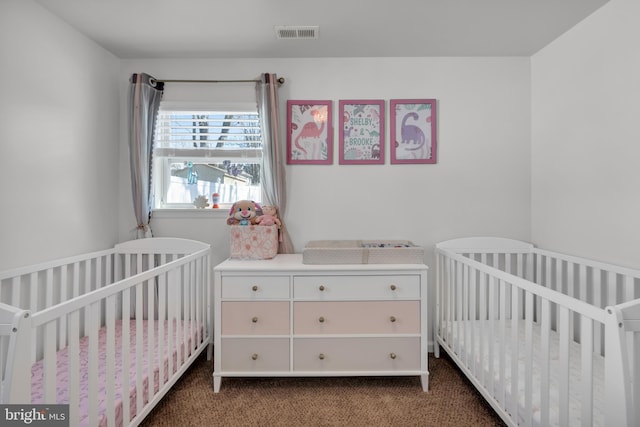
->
xmin=154 ymin=77 xmax=285 ymax=84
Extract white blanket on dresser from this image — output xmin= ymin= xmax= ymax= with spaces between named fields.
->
xmin=442 ymin=319 xmax=605 ymax=427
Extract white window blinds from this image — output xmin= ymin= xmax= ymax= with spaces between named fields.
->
xmin=154 ymin=102 xmax=262 ymax=162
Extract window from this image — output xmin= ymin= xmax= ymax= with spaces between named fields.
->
xmin=152 ymin=102 xmax=262 ymax=209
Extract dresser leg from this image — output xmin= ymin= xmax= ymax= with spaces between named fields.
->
xmin=420 ymin=373 xmax=429 ymax=392
xmin=213 ymin=375 xmax=221 ymax=393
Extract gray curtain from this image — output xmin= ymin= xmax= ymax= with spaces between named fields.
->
xmin=256 ymin=73 xmax=294 ymax=253
xmin=128 ymin=73 xmax=164 ymax=238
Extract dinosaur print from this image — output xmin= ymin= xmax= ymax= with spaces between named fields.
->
xmin=397 ymin=112 xmax=430 ymax=159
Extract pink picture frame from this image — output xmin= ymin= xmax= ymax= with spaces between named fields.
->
xmin=286 ymin=100 xmax=333 ymax=164
xmin=390 ymin=99 xmax=437 ymax=164
xmin=338 ymin=99 xmax=385 ymax=165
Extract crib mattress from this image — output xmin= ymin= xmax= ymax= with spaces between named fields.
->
xmin=30 ymin=319 xmax=201 ymax=427
xmin=439 ymin=319 xmax=605 ymax=427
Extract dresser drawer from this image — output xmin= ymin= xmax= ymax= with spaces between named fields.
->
xmin=221 ymin=338 xmax=290 ymax=372
xmin=293 ymin=275 xmax=420 ymax=300
xmin=221 ymin=301 xmax=289 ymax=335
xmin=293 ymin=301 xmax=420 ymax=334
xmin=293 ymin=337 xmax=421 ymax=372
xmin=222 ymin=276 xmax=289 ymax=299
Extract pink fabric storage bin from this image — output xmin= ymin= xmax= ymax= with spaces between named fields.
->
xmin=229 ymin=225 xmax=278 ymax=259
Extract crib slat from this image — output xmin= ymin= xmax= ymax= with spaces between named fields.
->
xmin=68 ymin=312 xmax=80 ymax=427
xmin=158 ymin=272 xmax=166 ymax=387
xmin=524 ymin=291 xmax=534 ymax=426
xmin=498 ymin=279 xmax=507 ymax=405
xmin=469 ymin=264 xmax=477 ymax=376
xmin=88 ymin=301 xmax=100 ymax=427
xmin=607 ymin=271 xmax=617 ymax=306
xmin=84 ymin=259 xmax=91 ymax=294
xmin=147 ymin=278 xmax=156 ymax=404
xmin=125 ymin=256 xmax=132 ymax=285
xmin=558 ymin=306 xmax=570 ymax=426
xmin=579 ymin=264 xmax=587 ymax=303
xmin=624 ymin=275 xmax=635 ymax=301
xmin=137 ymin=253 xmax=143 ymax=276
xmin=478 ymin=271 xmax=486 ymax=386
xmin=59 ymin=266 xmax=67 ymax=350
xmin=593 ymin=268 xmax=603 ymax=353
xmin=105 ymin=253 xmax=112 ymax=291
xmin=168 ymin=270 xmax=176 ymax=380
xmin=455 ymin=261 xmax=462 ymax=357
xmin=447 ymin=258 xmax=454 ymax=350
xmin=567 ymin=261 xmax=575 ymax=299
xmin=540 ymin=298 xmax=551 ymax=427
xmin=11 ymin=276 xmax=20 ymax=308
xmin=487 ymin=275 xmax=496 ymax=398
xmin=516 ymin=253 xmax=523 ymax=279
xmin=122 ymin=288 xmax=131 ymax=425
xmin=556 ymin=259 xmax=563 ymax=294
xmin=633 ymin=332 xmax=640 ymax=426
xmin=509 ymin=285 xmax=519 ymax=423
xmin=29 ymin=272 xmax=37 ymax=312
xmin=176 ymin=266 xmax=184 ymax=365
xmin=581 ymin=316 xmax=594 ymax=427
xmin=545 ymin=255 xmax=552 ymax=290
xmin=106 ymin=295 xmax=116 ymax=427
xmin=185 ymin=264 xmax=191 ymax=358
xmin=96 ymin=256 xmax=103 ymax=291
xmin=463 ymin=264 xmax=470 ymax=368
xmin=136 ymin=283 xmax=144 ymax=414
xmin=45 ymin=269 xmax=54 ymax=309
xmin=29 ymin=273 xmax=38 ymax=363
xmin=43 ymin=321 xmax=57 ymax=402
xmin=188 ymin=261 xmax=196 ymax=354
xmin=200 ymin=256 xmax=206 ymax=345
xmin=72 ymin=261 xmax=80 ymax=299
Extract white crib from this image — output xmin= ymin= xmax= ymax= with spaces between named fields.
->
xmin=0 ymin=237 xmax=212 ymax=427
xmin=435 ymin=237 xmax=640 ymax=427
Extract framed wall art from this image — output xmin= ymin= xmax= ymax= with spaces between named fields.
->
xmin=286 ymin=100 xmax=333 ymax=164
xmin=390 ymin=99 xmax=437 ymax=164
xmin=338 ymin=99 xmax=385 ymax=164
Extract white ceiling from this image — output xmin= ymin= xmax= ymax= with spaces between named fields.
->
xmin=34 ymin=0 xmax=609 ymax=59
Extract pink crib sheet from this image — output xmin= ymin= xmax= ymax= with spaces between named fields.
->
xmin=31 ymin=319 xmax=202 ymax=427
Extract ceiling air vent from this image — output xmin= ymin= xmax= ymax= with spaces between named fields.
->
xmin=275 ymin=26 xmax=319 ymax=40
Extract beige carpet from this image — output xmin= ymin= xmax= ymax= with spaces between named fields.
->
xmin=141 ymin=353 xmax=506 ymax=427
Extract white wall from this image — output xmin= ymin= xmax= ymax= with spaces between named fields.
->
xmin=120 ymin=57 xmax=532 ymax=268
xmin=531 ymin=0 xmax=640 ymax=268
xmin=0 ymin=0 xmax=121 ymax=270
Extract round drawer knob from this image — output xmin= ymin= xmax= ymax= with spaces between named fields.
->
xmin=252 ymin=285 xmax=258 ymax=292
xmin=318 ymin=316 xmax=325 ymax=323
xmin=319 ymin=285 xmax=325 ymax=291
xmin=252 ymin=316 xmax=258 ymax=323
xmin=318 ymin=353 xmax=325 ymax=360
xmin=390 ymin=284 xmax=397 ymax=291
xmin=251 ymin=353 xmax=259 ymax=360
xmin=390 ymin=353 xmax=397 ymax=360
xmin=389 ymin=316 xmax=397 ymax=323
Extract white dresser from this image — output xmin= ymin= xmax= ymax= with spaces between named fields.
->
xmin=212 ymin=254 xmax=429 ymax=392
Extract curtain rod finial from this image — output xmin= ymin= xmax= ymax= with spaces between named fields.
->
xmin=277 ymin=77 xmax=285 ymax=85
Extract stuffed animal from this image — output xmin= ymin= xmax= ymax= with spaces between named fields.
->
xmin=227 ymin=200 xmax=261 ymax=226
xmin=254 ymin=205 xmax=281 ymax=227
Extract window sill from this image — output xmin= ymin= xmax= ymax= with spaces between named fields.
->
xmin=152 ymin=208 xmax=229 ymax=219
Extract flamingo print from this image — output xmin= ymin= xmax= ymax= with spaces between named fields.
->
xmin=294 ymin=109 xmax=326 ymax=159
